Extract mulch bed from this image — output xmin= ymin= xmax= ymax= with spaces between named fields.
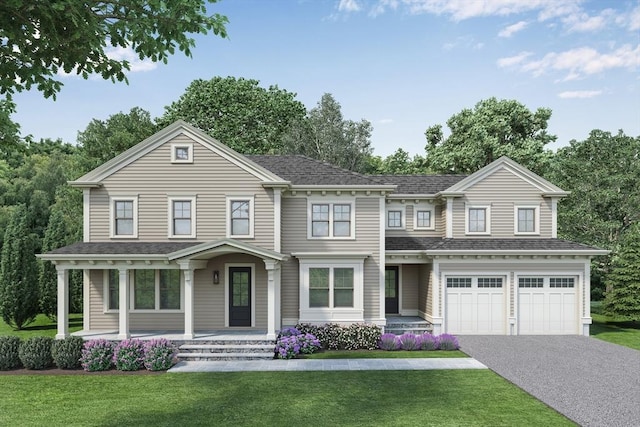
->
xmin=0 ymin=367 xmax=167 ymax=375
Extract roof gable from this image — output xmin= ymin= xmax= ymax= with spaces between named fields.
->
xmin=442 ymin=156 xmax=567 ymax=196
xmin=70 ymin=120 xmax=287 ymax=187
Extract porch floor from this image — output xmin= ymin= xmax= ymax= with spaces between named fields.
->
xmin=385 ymin=316 xmax=428 ymax=324
xmin=72 ymin=329 xmax=270 ymax=341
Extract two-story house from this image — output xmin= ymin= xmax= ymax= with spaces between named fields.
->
xmin=40 ymin=121 xmax=607 ymax=340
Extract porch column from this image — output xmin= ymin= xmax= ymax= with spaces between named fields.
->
xmin=55 ymin=267 xmax=69 ymax=339
xmin=117 ymin=267 xmax=130 ymax=340
xmin=183 ymin=268 xmax=195 ymax=340
xmin=264 ymin=260 xmax=280 ymax=340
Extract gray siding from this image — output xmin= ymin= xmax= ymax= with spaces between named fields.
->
xmin=89 ymin=135 xmax=275 ymax=248
xmin=386 ymin=203 xmax=443 ymax=238
xmin=419 ymin=264 xmax=432 ymax=318
xmin=89 ymin=269 xmax=117 ymax=330
xmin=400 ymin=265 xmax=419 ymax=312
xmin=281 ymin=196 xmax=383 ymax=321
xmin=451 ymin=168 xmax=553 ymax=238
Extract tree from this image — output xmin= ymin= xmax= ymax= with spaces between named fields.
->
xmin=39 ymin=209 xmax=66 ymax=319
xmin=0 ymin=98 xmax=22 ymax=163
xmin=368 ymin=148 xmax=426 ymax=174
xmin=281 ymin=93 xmax=374 ymax=173
xmin=0 ymin=204 xmax=39 ymax=330
xmin=0 ymin=0 xmax=228 ymax=99
xmin=158 ymin=76 xmax=306 ymax=154
xmin=78 ymin=107 xmax=156 ymax=167
xmin=423 ymin=98 xmax=555 ymax=174
xmin=602 ymin=225 xmax=640 ymax=321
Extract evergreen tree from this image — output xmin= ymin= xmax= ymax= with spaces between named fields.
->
xmin=39 ymin=209 xmax=66 ymax=319
xmin=603 ymin=225 xmax=640 ymax=321
xmin=0 ymin=204 xmax=39 ymax=329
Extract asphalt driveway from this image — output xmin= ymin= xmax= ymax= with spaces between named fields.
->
xmin=458 ymin=336 xmax=640 ymax=427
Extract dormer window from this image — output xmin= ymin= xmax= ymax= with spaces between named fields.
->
xmin=171 ymin=143 xmax=193 ymax=163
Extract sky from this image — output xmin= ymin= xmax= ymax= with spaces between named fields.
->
xmin=12 ymin=0 xmax=640 ymax=157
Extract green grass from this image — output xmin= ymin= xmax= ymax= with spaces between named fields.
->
xmin=305 ymin=349 xmax=467 ymax=359
xmin=0 ymin=371 xmax=572 ymax=426
xmin=0 ymin=314 xmax=83 ymax=339
xmin=590 ymin=302 xmax=640 ymax=350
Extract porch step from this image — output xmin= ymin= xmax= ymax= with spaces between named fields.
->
xmin=385 ymin=320 xmax=433 ymax=335
xmin=178 ymin=340 xmax=275 ymax=361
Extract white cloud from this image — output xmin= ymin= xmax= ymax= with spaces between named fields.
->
xmin=499 ymin=21 xmax=528 ymax=37
xmin=562 ymin=9 xmax=614 ymax=32
xmin=499 ymin=44 xmax=640 ymax=79
xmin=379 ymin=118 xmax=394 ymax=124
xmin=106 ymin=46 xmax=157 ymax=72
xmin=338 ymin=0 xmax=361 ymax=12
xmin=497 ymin=51 xmax=533 ymax=67
xmin=558 ymin=90 xmax=603 ymax=98
xmin=625 ymin=4 xmax=640 ymax=31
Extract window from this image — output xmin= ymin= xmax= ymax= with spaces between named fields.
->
xmin=388 ymin=210 xmax=402 ymax=228
xmin=466 ymin=205 xmax=490 ymax=235
xmin=171 ymin=143 xmax=193 ymax=163
xmin=227 ymin=196 xmax=254 ymax=238
xmin=447 ymin=278 xmax=472 ymax=288
xmin=110 ymin=196 xmax=138 ymax=238
xmin=478 ymin=278 xmax=503 ymax=288
xmin=515 ymin=206 xmax=539 ymax=235
xmin=133 ymin=269 xmax=182 ymax=311
xmin=414 ymin=208 xmax=434 ymax=230
xmin=107 ymin=270 xmax=119 ymax=310
xmin=308 ymin=200 xmax=354 ymax=239
xmin=550 ymin=278 xmax=575 ymax=288
xmin=168 ymin=197 xmax=196 ymax=238
xmin=519 ymin=278 xmax=544 ymax=288
xmin=308 ymin=267 xmax=354 ymax=308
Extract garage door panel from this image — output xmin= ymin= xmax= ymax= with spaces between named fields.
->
xmin=518 ymin=278 xmax=577 ymax=335
xmin=446 ymin=279 xmax=505 ymax=335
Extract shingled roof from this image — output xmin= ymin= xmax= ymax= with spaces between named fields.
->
xmin=371 ymin=174 xmax=467 ymax=194
xmin=386 ymin=237 xmax=606 ymax=252
xmin=45 ymin=242 xmax=200 ymax=255
xmin=248 ymin=155 xmax=387 ymax=187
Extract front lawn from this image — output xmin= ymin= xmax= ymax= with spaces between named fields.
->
xmin=590 ymin=302 xmax=640 ymax=350
xmin=305 ymin=349 xmax=467 ymax=359
xmin=0 ymin=314 xmax=83 ymax=339
xmin=0 ymin=371 xmax=572 ymax=426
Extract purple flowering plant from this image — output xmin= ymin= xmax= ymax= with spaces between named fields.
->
xmin=398 ymin=333 xmax=422 ymax=351
xmin=113 ymin=339 xmax=145 ymax=371
xmin=419 ymin=333 xmax=439 ymax=351
xmin=80 ymin=339 xmax=114 ymax=372
xmin=437 ymin=334 xmax=460 ymax=350
xmin=143 ymin=338 xmax=178 ymax=371
xmin=378 ymin=333 xmax=400 ymax=351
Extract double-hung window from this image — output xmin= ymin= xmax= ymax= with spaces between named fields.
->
xmin=133 ymin=270 xmax=182 ymax=311
xmin=308 ymin=267 xmax=355 ymax=308
xmin=308 ymin=200 xmax=354 ymax=239
xmin=414 ymin=208 xmax=435 ymax=230
xmin=227 ymin=196 xmax=254 ymax=238
xmin=387 ymin=210 xmax=402 ymax=228
xmin=515 ymin=206 xmax=539 ymax=235
xmin=110 ymin=196 xmax=138 ymax=238
xmin=466 ymin=205 xmax=490 ymax=235
xmin=168 ymin=197 xmax=196 ymax=238
xmin=106 ymin=270 xmax=119 ymax=311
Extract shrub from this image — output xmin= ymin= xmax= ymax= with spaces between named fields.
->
xmin=419 ymin=333 xmax=439 ymax=351
xmin=275 ymin=335 xmax=301 ymax=359
xmin=113 ymin=339 xmax=145 ymax=371
xmin=0 ymin=336 xmax=22 ymax=370
xmin=378 ymin=333 xmax=400 ymax=351
xmin=343 ymin=323 xmax=382 ymax=350
xmin=399 ymin=333 xmax=422 ymax=351
xmin=18 ymin=336 xmax=54 ymax=370
xmin=143 ymin=339 xmax=178 ymax=371
xmin=278 ymin=326 xmax=301 ymax=337
xmin=297 ymin=333 xmax=321 ymax=355
xmin=81 ymin=339 xmax=114 ymax=371
xmin=437 ymin=334 xmax=460 ymax=350
xmin=52 ymin=336 xmax=84 ymax=369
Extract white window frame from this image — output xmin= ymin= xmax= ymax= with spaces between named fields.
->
xmin=103 ymin=269 xmax=121 ymax=313
xmin=298 ymin=258 xmax=364 ymax=322
xmin=465 ymin=204 xmax=491 ymax=235
xmin=307 ymin=198 xmax=356 ymax=240
xmin=514 ymin=205 xmax=540 ymax=235
xmin=109 ymin=196 xmax=138 ymax=239
xmin=385 ymin=205 xmax=405 ymax=230
xmin=171 ymin=142 xmax=193 ymax=163
xmin=226 ymin=196 xmax=255 ymax=239
xmin=414 ymin=207 xmax=435 ymax=230
xmin=168 ymin=196 xmax=197 ymax=238
xmin=130 ymin=269 xmax=184 ymax=313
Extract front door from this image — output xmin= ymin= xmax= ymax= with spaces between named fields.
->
xmin=385 ymin=266 xmax=399 ymax=314
xmin=229 ymin=267 xmax=251 ymax=327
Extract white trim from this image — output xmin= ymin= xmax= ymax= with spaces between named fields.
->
xmin=385 ymin=204 xmax=406 ymax=230
xmin=379 ymin=197 xmax=386 ymax=321
xmin=109 ymin=196 xmax=139 ymax=239
xmin=83 ymin=189 xmax=90 ymax=242
xmin=129 ymin=269 xmax=184 ymax=313
xmin=273 ymin=188 xmax=282 ymax=253
xmin=226 ymin=196 xmax=255 ymax=239
xmin=170 ymin=142 xmax=194 ymax=163
xmin=514 ymin=205 xmax=540 ymax=236
xmin=385 ymin=265 xmax=402 ymax=315
xmin=168 ymin=196 xmax=197 ymax=238
xmin=83 ymin=270 xmax=91 ymax=331
xmin=224 ymin=263 xmax=256 ymax=328
xmin=298 ymin=258 xmax=365 ymax=323
xmin=413 ymin=206 xmax=435 ymax=230
xmin=307 ymin=197 xmax=356 ymax=240
xmin=103 ymin=269 xmax=119 ymax=313
xmin=551 ymin=198 xmax=558 ymax=238
xmin=446 ymin=198 xmax=453 ymax=238
xmin=465 ymin=204 xmax=491 ymax=235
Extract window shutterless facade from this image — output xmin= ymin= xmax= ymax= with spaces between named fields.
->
xmin=307 ymin=199 xmax=355 ymax=239
xmin=171 ymin=143 xmax=193 ymax=163
xmin=110 ymin=196 xmax=138 ymax=238
xmin=466 ymin=205 xmax=490 ymax=235
xmin=133 ymin=269 xmax=182 ymax=311
xmin=168 ymin=196 xmax=196 ymax=238
xmin=226 ymin=196 xmax=255 ymax=238
xmin=414 ymin=208 xmax=434 ymax=230
xmin=515 ymin=206 xmax=540 ymax=235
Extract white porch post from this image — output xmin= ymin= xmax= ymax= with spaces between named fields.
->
xmin=264 ymin=260 xmax=279 ymax=340
xmin=117 ymin=267 xmax=130 ymax=339
xmin=55 ymin=267 xmax=69 ymax=339
xmin=183 ymin=268 xmax=195 ymax=339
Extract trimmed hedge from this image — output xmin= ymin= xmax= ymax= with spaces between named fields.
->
xmin=295 ymin=323 xmax=381 ymax=350
xmin=0 ymin=336 xmax=22 ymax=370
xmin=52 ymin=336 xmax=84 ymax=369
xmin=19 ymin=336 xmax=54 ymax=370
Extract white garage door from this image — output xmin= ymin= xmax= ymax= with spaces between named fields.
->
xmin=446 ymin=277 xmax=505 ymax=335
xmin=518 ymin=277 xmax=577 ymax=335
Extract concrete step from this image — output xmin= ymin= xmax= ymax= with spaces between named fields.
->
xmin=177 ymin=352 xmax=274 ymax=361
xmin=177 ymin=341 xmax=276 ymax=361
xmin=180 ymin=344 xmax=275 ymax=352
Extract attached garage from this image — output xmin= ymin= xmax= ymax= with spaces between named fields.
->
xmin=518 ymin=277 xmax=578 ymax=335
xmin=445 ymin=276 xmax=506 ymax=335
